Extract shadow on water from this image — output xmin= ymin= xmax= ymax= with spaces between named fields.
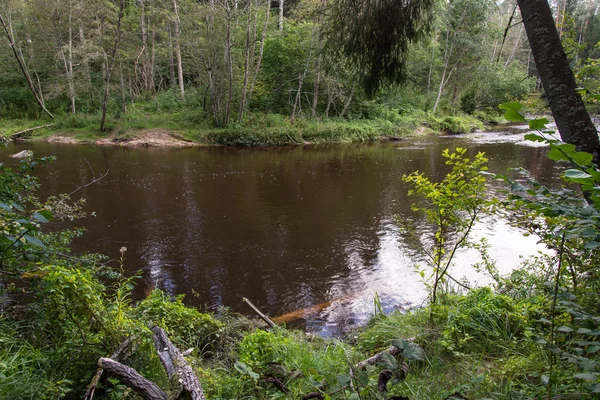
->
xmin=2 ymin=130 xmax=561 ymax=336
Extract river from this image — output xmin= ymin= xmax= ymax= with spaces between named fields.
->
xmin=3 ymin=128 xmax=562 ymax=336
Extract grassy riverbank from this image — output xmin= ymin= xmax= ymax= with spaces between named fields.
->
xmin=0 ymin=283 xmax=572 ymax=400
xmin=0 ymin=107 xmax=495 ymax=147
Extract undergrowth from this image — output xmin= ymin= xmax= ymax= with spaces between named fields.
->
xmin=0 ymin=101 xmax=491 ymax=146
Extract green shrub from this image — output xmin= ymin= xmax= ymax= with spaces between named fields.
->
xmin=429 ymin=114 xmax=484 ymax=134
xmin=135 ymin=289 xmax=224 ymax=352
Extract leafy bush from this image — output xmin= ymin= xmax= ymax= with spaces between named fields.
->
xmin=134 ymin=289 xmax=224 ymax=352
xmin=428 ymin=114 xmax=484 ymax=134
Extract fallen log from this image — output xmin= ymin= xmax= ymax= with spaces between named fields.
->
xmin=99 ymin=357 xmax=168 ymax=400
xmin=151 ymin=326 xmax=206 ymax=400
xmin=84 ymin=336 xmax=135 ymax=400
xmin=92 ymin=328 xmax=206 ymax=400
xmin=9 ymin=124 xmax=54 ymax=139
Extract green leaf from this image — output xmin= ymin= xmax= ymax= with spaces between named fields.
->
xmin=557 ymin=326 xmax=574 ymax=333
xmin=589 ymin=383 xmax=600 ymax=393
xmin=32 ymin=212 xmax=49 ymax=223
xmin=547 ymin=147 xmax=572 ymax=162
xmin=563 ymin=169 xmax=593 ymax=182
xmin=402 ymin=342 xmax=425 ymax=361
xmin=24 ymin=235 xmax=45 ymax=248
xmin=524 ymin=133 xmax=547 ymax=143
xmin=337 ymin=374 xmax=352 ymax=386
xmin=587 ymin=345 xmax=600 ymax=354
xmin=574 ymin=372 xmax=599 ymax=381
xmin=499 ymin=102 xmax=525 ymax=122
xmin=378 ymin=352 xmax=397 ymax=370
xmin=0 ymin=202 xmax=11 ymax=212
xmin=571 ymin=151 xmax=594 ymax=166
xmin=391 ymin=339 xmax=405 ymax=350
xmin=528 ymin=118 xmax=549 ymax=130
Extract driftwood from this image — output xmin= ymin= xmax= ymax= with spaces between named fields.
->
xmin=151 ymin=326 xmax=206 ymax=400
xmin=9 ymin=124 xmax=54 ymax=139
xmin=92 ymin=327 xmax=205 ymax=400
xmin=84 ymin=336 xmax=135 ymax=400
xmin=242 ymin=297 xmax=277 ymax=328
xmin=10 ymin=150 xmax=33 ymax=159
xmin=99 ymin=357 xmax=168 ymax=400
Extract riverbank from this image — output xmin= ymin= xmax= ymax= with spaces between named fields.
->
xmin=0 ymin=110 xmax=495 ymax=147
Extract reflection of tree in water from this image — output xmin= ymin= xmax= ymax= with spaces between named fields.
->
xmin=17 ymin=137 xmax=558 ymax=332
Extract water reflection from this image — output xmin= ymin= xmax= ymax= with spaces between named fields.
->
xmin=2 ymin=129 xmax=560 ymax=335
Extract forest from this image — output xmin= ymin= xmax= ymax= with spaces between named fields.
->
xmin=0 ymin=0 xmax=596 ymax=144
xmin=2 ymin=0 xmax=600 ymax=399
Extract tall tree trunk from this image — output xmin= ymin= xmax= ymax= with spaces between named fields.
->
xmin=168 ymin=24 xmax=176 ymax=88
xmin=67 ymin=4 xmax=75 ymax=114
xmin=517 ymin=0 xmax=600 ymax=162
xmin=138 ymin=0 xmax=150 ymax=94
xmin=0 ymin=13 xmax=54 ymax=119
xmin=173 ymin=0 xmax=185 ymax=99
xmin=150 ymin=29 xmax=156 ymax=95
xmin=224 ymin=2 xmax=234 ymax=125
xmin=312 ymin=55 xmax=321 ymax=118
xmin=238 ymin=0 xmax=254 ymax=122
xmin=339 ymin=86 xmax=355 ymax=118
xmin=278 ymin=0 xmax=284 ymax=31
xmin=100 ymin=0 xmax=126 ymax=132
xmin=290 ymin=43 xmax=313 ymax=123
xmin=432 ymin=59 xmax=450 ymax=114
xmin=120 ymin=63 xmax=127 ymax=114
xmin=247 ymin=0 xmax=270 ymax=106
xmin=56 ymin=0 xmax=77 ymax=114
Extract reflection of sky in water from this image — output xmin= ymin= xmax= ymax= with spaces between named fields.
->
xmin=306 ymin=215 xmax=546 ymax=336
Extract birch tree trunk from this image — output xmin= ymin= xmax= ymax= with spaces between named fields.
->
xmin=247 ymin=0 xmax=270 ymax=106
xmin=278 ymin=0 xmax=283 ymax=31
xmin=517 ymin=0 xmax=600 ymax=162
xmin=339 ymin=86 xmax=355 ymax=118
xmin=238 ymin=0 xmax=254 ymax=122
xmin=173 ymin=0 xmax=185 ymax=99
xmin=224 ymin=0 xmax=234 ymax=125
xmin=311 ymin=56 xmax=321 ymax=118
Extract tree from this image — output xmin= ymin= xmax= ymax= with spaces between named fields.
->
xmin=0 ymin=5 xmax=54 ymax=118
xmin=325 ymin=0 xmax=434 ymax=96
xmin=517 ymin=0 xmax=600 ymax=163
xmin=100 ymin=0 xmax=126 ymax=132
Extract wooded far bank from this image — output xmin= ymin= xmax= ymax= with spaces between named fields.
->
xmin=4 ymin=0 xmax=598 ymax=143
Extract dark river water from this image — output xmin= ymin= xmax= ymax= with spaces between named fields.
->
xmin=2 ymin=128 xmax=562 ymax=335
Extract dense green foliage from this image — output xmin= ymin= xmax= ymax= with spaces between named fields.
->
xmin=0 ymin=0 xmax=558 ymax=143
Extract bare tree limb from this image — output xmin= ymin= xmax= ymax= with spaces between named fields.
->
xmin=98 ymin=357 xmax=168 ymax=400
xmin=9 ymin=124 xmax=55 ymax=139
xmin=84 ymin=336 xmax=136 ymax=400
xmin=242 ymin=297 xmax=276 ymax=328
